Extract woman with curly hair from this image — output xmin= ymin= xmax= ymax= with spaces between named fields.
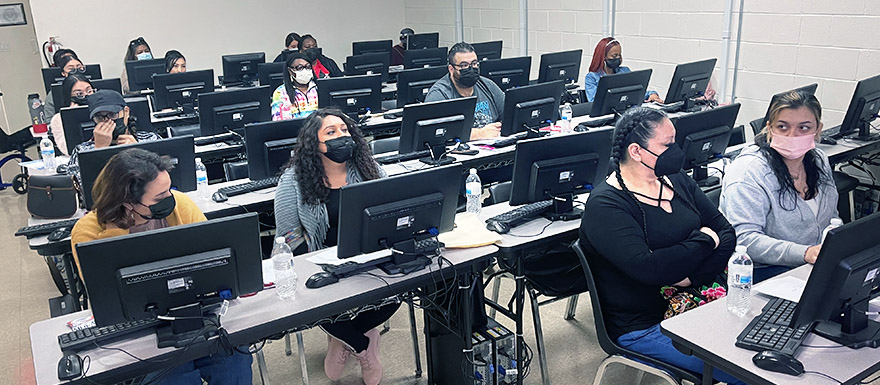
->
xmin=273 ymin=107 xmax=393 ymax=385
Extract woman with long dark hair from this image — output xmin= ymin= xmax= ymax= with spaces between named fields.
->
xmin=164 ymin=50 xmax=187 ymax=73
xmin=274 ymin=108 xmax=391 ymax=385
xmin=48 ymin=73 xmax=94 ymax=155
xmin=271 ymin=52 xmax=319 ymax=120
xmin=583 ymin=37 xmax=661 ymax=103
xmin=121 ymin=36 xmax=153 ymax=94
xmin=720 ymin=90 xmax=838 ymax=282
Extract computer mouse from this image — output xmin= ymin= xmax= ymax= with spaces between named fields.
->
xmin=55 ymin=164 xmax=68 ymax=174
xmin=305 ymin=271 xmax=339 ymax=289
xmin=48 ymin=227 xmax=72 ymax=242
xmin=820 ymin=136 xmax=837 ymax=145
xmin=752 ymin=350 xmax=804 ymax=376
xmin=212 ymin=191 xmax=228 ymax=203
xmin=457 ymin=142 xmax=471 ymax=150
xmin=57 ymin=352 xmax=82 ymax=381
xmin=486 ymin=220 xmax=510 ymax=234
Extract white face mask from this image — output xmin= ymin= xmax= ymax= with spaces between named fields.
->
xmin=293 ymin=69 xmax=313 ymax=85
xmin=136 ymin=52 xmax=153 ymax=61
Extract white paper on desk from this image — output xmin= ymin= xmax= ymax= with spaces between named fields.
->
xmin=752 ymin=276 xmax=806 ymax=303
xmin=306 ymin=247 xmax=392 ymax=266
xmin=262 ymin=259 xmax=275 ymax=285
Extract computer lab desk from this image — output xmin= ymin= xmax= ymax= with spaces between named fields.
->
xmin=820 ymin=136 xmax=880 ymax=166
xmin=661 ymin=264 xmax=880 ymax=385
xmin=29 ymin=244 xmax=498 ymax=385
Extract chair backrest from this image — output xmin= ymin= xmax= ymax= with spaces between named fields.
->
xmin=571 ymin=102 xmax=592 ymax=117
xmin=705 ymin=186 xmax=721 ymax=209
xmin=224 ymin=160 xmax=249 ymax=182
xmin=369 ymin=137 xmax=399 ymax=154
xmin=729 ymin=124 xmax=746 ymax=146
xmin=749 ymin=117 xmax=763 ymax=136
xmin=486 ymin=181 xmax=512 ymax=205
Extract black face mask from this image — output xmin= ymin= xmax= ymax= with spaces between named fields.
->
xmin=456 ymin=67 xmax=480 ymax=88
xmin=112 ymin=117 xmax=129 ymax=140
xmin=72 ymin=96 xmax=88 ymax=106
xmin=136 ymin=194 xmax=176 ymax=220
xmin=322 ymin=136 xmax=356 ymax=163
xmin=640 ymin=145 xmax=685 ymax=177
xmin=605 ymin=57 xmax=622 ymax=71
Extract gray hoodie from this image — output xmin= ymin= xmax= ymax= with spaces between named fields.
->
xmin=719 ymin=145 xmax=839 ymax=267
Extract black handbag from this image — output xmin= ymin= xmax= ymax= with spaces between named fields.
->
xmin=27 ymin=174 xmax=78 ymax=219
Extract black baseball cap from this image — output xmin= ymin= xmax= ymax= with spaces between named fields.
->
xmin=87 ymin=90 xmax=126 ymax=119
xmin=400 ymin=28 xmax=414 ymax=36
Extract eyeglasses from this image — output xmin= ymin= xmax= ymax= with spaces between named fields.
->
xmin=71 ymin=88 xmax=95 ymax=99
xmin=453 ymin=60 xmax=480 ymax=70
xmin=289 ymin=64 xmax=312 ymax=72
xmin=93 ymin=111 xmax=120 ymax=123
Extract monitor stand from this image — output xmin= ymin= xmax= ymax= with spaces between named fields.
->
xmin=542 ymin=192 xmax=583 ymax=221
xmin=681 ymin=97 xmax=707 ymax=113
xmin=845 ymin=120 xmax=880 ymax=142
xmin=378 ymin=238 xmax=435 ymax=275
xmin=692 ymin=166 xmax=720 ymax=188
xmin=419 ymin=143 xmax=456 ymax=166
xmin=156 ymin=303 xmax=220 ymax=349
xmin=812 ymin=299 xmax=880 ymax=349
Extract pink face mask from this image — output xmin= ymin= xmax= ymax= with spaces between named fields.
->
xmin=770 ymin=134 xmax=816 ymax=160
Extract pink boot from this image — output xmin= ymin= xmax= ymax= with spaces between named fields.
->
xmin=324 ymin=334 xmax=351 ymax=381
xmin=354 ymin=328 xmax=383 ymax=385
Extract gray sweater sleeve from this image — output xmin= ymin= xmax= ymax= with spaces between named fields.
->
xmin=274 ymin=168 xmax=306 ymax=251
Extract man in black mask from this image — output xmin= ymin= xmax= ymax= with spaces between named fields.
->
xmin=425 ymin=42 xmax=505 ymax=140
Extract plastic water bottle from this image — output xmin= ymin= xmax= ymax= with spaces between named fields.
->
xmin=727 ymin=245 xmax=753 ymax=317
xmin=195 ymin=158 xmax=209 ymax=200
xmin=272 ymin=237 xmax=297 ymax=300
xmin=27 ymin=94 xmax=48 ymax=134
xmin=39 ymin=137 xmax=56 ymax=171
xmin=560 ymin=103 xmax=573 ymax=133
xmin=821 ymin=218 xmax=843 ymax=244
xmin=466 ymin=168 xmax=482 ymax=215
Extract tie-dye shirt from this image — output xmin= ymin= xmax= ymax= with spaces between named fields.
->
xmin=271 ymin=83 xmax=319 ymax=121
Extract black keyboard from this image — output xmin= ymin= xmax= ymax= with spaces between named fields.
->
xmin=821 ymin=125 xmax=842 ymax=140
xmin=580 ymin=115 xmax=615 ymax=128
xmin=487 ymin=200 xmax=554 ymax=230
xmin=216 ymin=176 xmax=281 ymax=198
xmin=735 ymin=297 xmax=811 ymax=355
xmin=58 ymin=318 xmax=161 ymax=352
xmin=490 ymin=132 xmax=528 ymax=148
xmin=15 ymin=218 xmax=80 ymax=238
xmin=375 ymin=150 xmax=431 ymax=164
xmin=194 ymin=134 xmax=234 ymax=146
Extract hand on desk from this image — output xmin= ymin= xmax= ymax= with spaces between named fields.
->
xmin=646 ymin=93 xmax=664 ymax=103
xmin=470 ymin=122 xmax=501 ymax=140
xmin=804 ymin=244 xmax=821 ymax=264
xmin=700 ymin=226 xmax=719 ymax=249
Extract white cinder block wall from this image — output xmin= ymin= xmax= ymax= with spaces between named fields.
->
xmin=404 ymin=0 xmax=880 ymax=131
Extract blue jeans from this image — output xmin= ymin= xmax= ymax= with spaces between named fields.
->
xmin=143 ymin=351 xmax=253 ymax=385
xmin=617 ymin=324 xmax=746 ymax=385
xmin=753 ymin=265 xmax=793 ymax=284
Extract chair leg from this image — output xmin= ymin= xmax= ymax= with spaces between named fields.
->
xmin=255 ymin=349 xmax=271 ymax=385
xmin=381 ymin=319 xmax=391 ymax=335
xmin=489 ymin=275 xmax=502 ymax=319
xmin=528 ymin=288 xmax=552 ymax=385
xmin=408 ymin=300 xmax=423 ymax=377
xmin=564 ymin=294 xmax=579 ymax=320
xmin=296 ymin=331 xmax=309 ymax=385
xmin=284 ymin=333 xmax=292 ymax=356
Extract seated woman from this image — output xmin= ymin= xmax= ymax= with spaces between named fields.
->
xmin=274 ymin=108 xmax=394 ymax=385
xmin=70 ymin=148 xmax=253 ymax=385
xmin=298 ymin=34 xmax=343 ymax=78
xmin=121 ymin=36 xmax=154 ymax=94
xmin=274 ymin=32 xmax=301 ymax=62
xmin=164 ymin=50 xmax=187 ymax=73
xmin=720 ymin=90 xmax=839 ymax=283
xmin=584 ymin=37 xmax=661 ymax=103
xmin=49 ymin=73 xmax=94 ymax=155
xmin=44 ymin=54 xmax=87 ymax=117
xmin=579 ymin=107 xmax=744 ymax=385
xmin=271 ymin=52 xmax=319 ymax=121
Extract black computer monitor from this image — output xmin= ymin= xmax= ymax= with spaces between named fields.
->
xmin=125 ymin=58 xmax=166 ymax=92
xmin=352 ymin=39 xmax=393 ymax=56
xmin=78 ymin=136 xmax=197 ymax=210
xmin=406 ymin=32 xmax=440 ymax=50
xmin=76 ymin=213 xmax=263 ymax=347
xmin=509 ymin=129 xmax=613 ymax=220
xmin=395 ymin=66 xmax=447 ymax=108
xmin=670 ymin=103 xmax=740 ymax=187
xmin=759 ymin=83 xmax=819 ymax=130
xmin=59 ymin=97 xmax=154 ymax=155
xmin=344 ymin=53 xmax=391 ymax=82
xmin=50 ymin=78 xmax=123 ymax=111
xmin=316 ymin=74 xmax=382 ymax=117
xmin=537 ymin=49 xmax=582 ymax=84
xmin=152 ymin=69 xmax=214 ymax=112
xmin=481 ymin=57 xmax=531 ymax=91
xmin=789 ymin=211 xmax=880 ymax=347
xmin=41 ymin=64 xmax=102 ymax=94
xmin=398 ymin=97 xmax=475 ymax=165
xmin=221 ymin=52 xmax=266 ymax=87
xmin=664 ymin=58 xmax=717 ymax=112
xmin=198 ymin=86 xmax=272 ymax=137
xmin=500 ymin=80 xmax=564 ymax=137
xmin=590 ymin=69 xmax=653 ymax=117
xmin=258 ymin=62 xmax=285 ymax=91
xmin=472 ymin=40 xmax=503 ymax=61
xmin=337 ymin=164 xmax=461 ymax=274
xmin=404 ymin=47 xmax=447 ymax=69
xmin=838 ymin=74 xmax=880 ymax=141
xmin=243 ymin=118 xmax=305 ymax=181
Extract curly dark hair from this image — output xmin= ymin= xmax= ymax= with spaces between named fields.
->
xmin=92 ymin=148 xmax=174 ymax=229
xmin=287 ymin=107 xmax=382 ymax=204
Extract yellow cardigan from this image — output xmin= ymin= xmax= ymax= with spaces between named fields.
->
xmin=70 ymin=190 xmax=207 ymax=279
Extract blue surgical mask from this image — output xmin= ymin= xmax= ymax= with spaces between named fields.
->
xmin=136 ymin=52 xmax=153 ymax=61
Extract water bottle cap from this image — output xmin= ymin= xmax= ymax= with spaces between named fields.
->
xmin=830 ymin=218 xmax=843 ymax=225
xmin=275 ymin=237 xmax=285 ymax=244
xmin=195 ymin=157 xmax=202 ymax=162
xmin=735 ymin=245 xmax=748 ymax=254
xmin=470 ymin=168 xmax=477 ymax=174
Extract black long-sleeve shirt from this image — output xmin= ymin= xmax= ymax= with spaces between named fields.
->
xmin=579 ymin=171 xmax=735 ymax=340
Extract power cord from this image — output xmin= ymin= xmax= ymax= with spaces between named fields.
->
xmin=804 ymin=371 xmax=843 ymax=384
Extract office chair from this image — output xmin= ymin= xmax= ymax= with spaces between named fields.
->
xmin=705 ymin=186 xmax=722 ymax=208
xmin=223 ymin=160 xmax=249 ymax=182
xmin=369 ymin=137 xmax=400 ymax=154
xmin=833 ymin=171 xmax=859 ymax=223
xmin=571 ymin=240 xmax=703 ymax=385
xmin=749 ymin=118 xmax=763 ymax=136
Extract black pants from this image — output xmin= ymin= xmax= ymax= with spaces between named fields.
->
xmin=321 ymin=302 xmax=401 ymax=353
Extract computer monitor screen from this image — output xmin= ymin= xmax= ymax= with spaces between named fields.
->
xmin=790 ymin=211 xmax=880 ymax=347
xmin=759 ymin=83 xmax=819 ymax=129
xmin=41 ymin=64 xmax=102 ymax=93
xmin=509 ymin=129 xmax=613 ymax=220
xmin=537 ymin=49 xmax=582 ymax=84
xmin=352 ymin=39 xmax=393 ymax=56
xmin=51 ymin=78 xmax=122 ymax=111
xmin=404 ymin=47 xmax=447 ymax=69
xmin=395 ymin=66 xmax=447 ymax=108
xmin=480 ymin=56 xmax=531 ymax=91
xmin=78 ymin=136 xmax=197 ymax=210
xmin=76 ymin=213 xmax=263 ymax=337
xmin=221 ymin=52 xmax=266 ymax=87
xmin=590 ymin=69 xmax=652 ymax=117
xmin=398 ymin=97 xmax=475 ymax=165
xmin=472 ymin=40 xmax=503 ymax=61
xmin=59 ymin=97 xmax=154 ymax=155
xmin=244 ymin=118 xmax=305 ymax=181
xmin=664 ymin=58 xmax=717 ymax=111
xmin=406 ymin=32 xmax=440 ymax=50
xmin=500 ymin=80 xmax=564 ymax=137
xmin=316 ymin=74 xmax=382 ymax=117
xmin=198 ymin=86 xmax=272 ymax=137
xmin=258 ymin=62 xmax=285 ymax=91
xmin=344 ymin=53 xmax=391 ymax=82
xmin=670 ymin=103 xmax=740 ymax=187
xmin=839 ymin=74 xmax=880 ymax=141
xmin=152 ymin=69 xmax=214 ymax=111
xmin=125 ymin=58 xmax=166 ymax=92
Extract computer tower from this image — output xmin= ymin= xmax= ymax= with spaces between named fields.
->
xmin=482 ymin=319 xmax=517 ymax=385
